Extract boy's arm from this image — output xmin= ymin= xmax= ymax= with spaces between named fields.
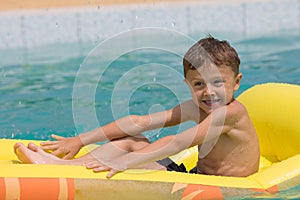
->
xmin=88 ymin=106 xmax=233 ymax=177
xmin=80 ymin=100 xmax=196 ymax=143
xmin=41 ymin=101 xmax=192 ymax=158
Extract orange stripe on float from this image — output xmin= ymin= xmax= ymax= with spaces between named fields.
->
xmin=196 ymin=185 xmax=223 ymax=199
xmin=19 ymin=178 xmax=60 ymax=200
xmin=182 ymin=184 xmax=223 ymax=200
xmin=0 ymin=178 xmax=6 ymax=200
xmin=181 ymin=184 xmax=202 ymax=200
xmin=66 ymin=178 xmax=75 ymax=200
xmin=266 ymin=185 xmax=278 ymax=193
xmin=252 ymin=185 xmax=278 ymax=196
xmin=4 ymin=178 xmax=20 ymax=200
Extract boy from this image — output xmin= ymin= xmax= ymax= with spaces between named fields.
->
xmin=14 ymin=36 xmax=260 ymax=178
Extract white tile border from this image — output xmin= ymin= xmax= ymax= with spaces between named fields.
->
xmin=0 ymin=0 xmax=299 ymax=65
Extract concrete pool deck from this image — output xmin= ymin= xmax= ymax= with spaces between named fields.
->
xmin=0 ymin=0 xmax=298 ymax=67
xmin=0 ymin=0 xmax=196 ymax=10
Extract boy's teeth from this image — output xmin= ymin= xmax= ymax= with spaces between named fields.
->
xmin=203 ymin=99 xmax=220 ymax=105
xmin=205 ymin=100 xmax=218 ymax=103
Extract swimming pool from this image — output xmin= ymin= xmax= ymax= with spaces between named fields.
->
xmin=0 ymin=1 xmax=299 ymax=198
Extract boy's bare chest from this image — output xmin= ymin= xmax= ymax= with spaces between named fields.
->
xmin=198 ymin=134 xmax=236 ymax=159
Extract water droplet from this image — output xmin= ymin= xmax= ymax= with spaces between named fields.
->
xmin=97 ymin=5 xmax=100 ymax=9
xmin=120 ymin=19 xmax=124 ymax=24
xmin=153 ymin=76 xmax=156 ymax=82
xmin=55 ymin=22 xmax=59 ymax=27
xmin=18 ymin=101 xmax=22 ymax=105
xmin=135 ymin=15 xmax=138 ymax=20
xmin=156 ymin=133 xmax=160 ymax=138
xmin=171 ymin=22 xmax=176 ymax=27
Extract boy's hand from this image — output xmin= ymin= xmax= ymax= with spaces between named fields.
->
xmin=40 ymin=134 xmax=83 ymax=159
xmin=85 ymin=160 xmax=126 ymax=179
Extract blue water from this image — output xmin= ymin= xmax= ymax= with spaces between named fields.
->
xmin=1 ymin=30 xmax=299 ymax=140
xmin=0 ymin=30 xmax=300 ymax=198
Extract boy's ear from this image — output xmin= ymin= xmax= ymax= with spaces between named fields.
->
xmin=184 ymin=79 xmax=192 ymax=88
xmin=234 ymin=73 xmax=243 ymax=91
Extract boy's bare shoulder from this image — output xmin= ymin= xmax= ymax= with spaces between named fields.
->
xmin=208 ymin=100 xmax=251 ymax=135
xmin=225 ymin=99 xmax=249 ymax=120
xmin=223 ymin=100 xmax=255 ymax=138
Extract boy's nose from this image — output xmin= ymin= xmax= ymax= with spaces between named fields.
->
xmin=204 ymin=86 xmax=216 ymax=96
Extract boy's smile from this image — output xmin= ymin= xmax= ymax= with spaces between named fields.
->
xmin=185 ymin=66 xmax=242 ymax=114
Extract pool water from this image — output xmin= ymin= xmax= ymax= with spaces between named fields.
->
xmin=0 ymin=30 xmax=299 ymax=141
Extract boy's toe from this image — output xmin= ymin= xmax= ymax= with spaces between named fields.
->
xmin=28 ymin=142 xmax=39 ymax=152
xmin=14 ymin=142 xmax=24 ymax=153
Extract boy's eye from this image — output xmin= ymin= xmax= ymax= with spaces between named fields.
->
xmin=213 ymin=80 xmax=225 ymax=86
xmin=194 ymin=82 xmax=204 ymax=87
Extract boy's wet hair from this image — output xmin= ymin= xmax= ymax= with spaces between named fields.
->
xmin=183 ymin=36 xmax=240 ymax=77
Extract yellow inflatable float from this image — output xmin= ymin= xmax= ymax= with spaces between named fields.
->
xmin=0 ymin=83 xmax=300 ymax=199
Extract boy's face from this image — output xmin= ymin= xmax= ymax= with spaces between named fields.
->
xmin=185 ymin=65 xmax=242 ymax=114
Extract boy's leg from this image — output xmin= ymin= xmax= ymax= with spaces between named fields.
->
xmin=14 ymin=136 xmax=165 ymax=170
xmin=70 ymin=135 xmax=152 ymax=163
xmin=84 ymin=136 xmax=166 ymax=170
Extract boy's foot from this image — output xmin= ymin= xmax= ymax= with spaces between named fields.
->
xmin=14 ymin=142 xmax=60 ymax=164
